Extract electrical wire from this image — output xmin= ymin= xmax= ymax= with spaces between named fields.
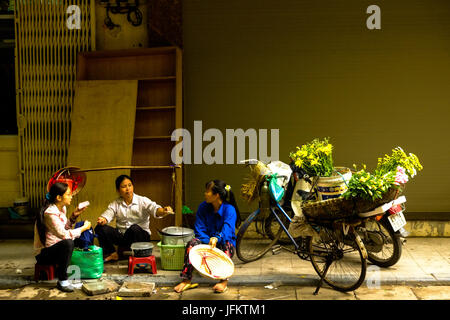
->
xmin=104 ymin=0 xmax=143 ymax=29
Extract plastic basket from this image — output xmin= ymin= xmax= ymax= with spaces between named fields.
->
xmin=157 ymin=242 xmax=185 ymax=271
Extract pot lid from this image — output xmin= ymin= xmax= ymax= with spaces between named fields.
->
xmin=131 ymin=242 xmax=154 ymax=250
xmin=161 ymin=226 xmax=194 ymax=236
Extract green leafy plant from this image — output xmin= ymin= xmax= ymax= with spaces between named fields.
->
xmin=182 ymin=205 xmax=194 ymax=215
xmin=375 ymin=147 xmax=423 ymax=179
xmin=343 ymin=147 xmax=423 ymax=201
xmin=342 ymin=164 xmax=396 ymax=201
xmin=289 ymin=137 xmax=334 ymax=177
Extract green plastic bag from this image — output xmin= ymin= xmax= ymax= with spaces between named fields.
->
xmin=70 ymin=245 xmax=104 ymax=279
xmin=268 ymin=174 xmax=285 ymax=202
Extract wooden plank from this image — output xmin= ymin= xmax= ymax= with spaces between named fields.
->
xmin=77 ymin=51 xmax=176 ymax=80
xmin=134 ymin=109 xmax=175 ymax=137
xmin=67 ymin=80 xmax=138 ymax=225
xmin=131 ymin=140 xmax=175 ymax=166
xmin=137 ymin=80 xmax=176 ymax=107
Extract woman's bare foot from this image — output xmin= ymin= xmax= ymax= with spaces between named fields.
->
xmin=212 ymin=280 xmax=228 ymax=293
xmin=104 ymin=251 xmax=119 ymax=262
xmin=174 ymin=280 xmax=191 ymax=293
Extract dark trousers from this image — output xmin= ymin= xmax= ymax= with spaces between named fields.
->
xmin=94 ymin=224 xmax=150 ymax=256
xmin=35 ymin=239 xmax=74 ymax=281
xmin=180 ymin=238 xmax=235 ymax=281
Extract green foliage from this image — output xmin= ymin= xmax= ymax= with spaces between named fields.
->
xmin=289 ymin=137 xmax=334 ymax=177
xmin=343 ymin=147 xmax=423 ymax=201
xmin=342 ymin=164 xmax=396 ymax=201
xmin=375 ymin=147 xmax=423 ymax=179
xmin=182 ymin=205 xmax=194 ymax=215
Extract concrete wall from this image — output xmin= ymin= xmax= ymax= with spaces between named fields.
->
xmin=94 ymin=0 xmax=149 ymax=50
xmin=0 ymin=135 xmax=20 ymax=207
xmin=182 ymin=0 xmax=450 ymax=215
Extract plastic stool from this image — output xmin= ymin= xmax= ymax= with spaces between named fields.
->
xmin=34 ymin=264 xmax=55 ymax=281
xmin=128 ymin=255 xmax=157 ymax=275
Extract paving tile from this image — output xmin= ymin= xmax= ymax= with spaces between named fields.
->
xmin=0 ymin=289 xmax=15 ymax=299
xmin=355 ymin=286 xmax=417 ymax=300
xmin=239 ymin=286 xmax=297 ymax=300
xmin=233 ymin=267 xmax=262 ymax=276
xmin=295 ymin=286 xmax=356 ymax=300
xmin=411 ymin=286 xmax=450 ymax=300
xmin=264 ymin=265 xmax=294 ymax=275
xmin=431 ymin=273 xmax=450 ymax=282
xmin=150 ymin=285 xmax=182 ymax=300
xmin=180 ymin=285 xmax=239 ymax=300
xmin=117 ymin=281 xmax=156 ymax=297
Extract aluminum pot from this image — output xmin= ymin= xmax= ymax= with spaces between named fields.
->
xmin=160 ymin=227 xmax=194 ymax=246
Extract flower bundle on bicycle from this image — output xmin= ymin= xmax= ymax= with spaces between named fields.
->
xmin=289 ymin=137 xmax=334 ymax=178
xmin=288 ymin=140 xmax=423 ymax=219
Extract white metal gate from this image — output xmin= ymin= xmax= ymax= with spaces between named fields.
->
xmin=14 ymin=0 xmax=94 ymax=207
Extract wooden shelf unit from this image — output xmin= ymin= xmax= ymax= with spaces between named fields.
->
xmin=77 ymin=47 xmax=183 ymax=239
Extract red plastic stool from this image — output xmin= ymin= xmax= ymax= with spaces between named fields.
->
xmin=34 ymin=264 xmax=55 ymax=282
xmin=128 ymin=255 xmax=157 ymax=275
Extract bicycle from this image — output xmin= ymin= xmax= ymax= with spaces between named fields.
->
xmin=240 ymin=160 xmax=408 ymax=269
xmin=237 ymin=164 xmax=368 ymax=294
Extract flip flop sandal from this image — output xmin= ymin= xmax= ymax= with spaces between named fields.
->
xmin=214 ymin=285 xmax=228 ymax=293
xmin=180 ymin=283 xmax=199 ymax=292
xmin=103 ymin=257 xmax=119 ymax=263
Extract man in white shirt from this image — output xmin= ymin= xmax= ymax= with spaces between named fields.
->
xmin=95 ymin=175 xmax=174 ymax=262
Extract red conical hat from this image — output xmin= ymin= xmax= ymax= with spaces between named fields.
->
xmin=47 ymin=167 xmax=86 ymax=196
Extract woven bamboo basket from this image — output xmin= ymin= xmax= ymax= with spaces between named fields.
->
xmin=301 ymin=186 xmax=403 ymax=220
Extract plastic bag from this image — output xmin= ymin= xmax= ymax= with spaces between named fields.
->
xmin=70 ymin=245 xmax=104 ymax=279
xmin=74 ymin=221 xmax=97 ymax=250
xmin=267 ymin=161 xmax=292 ymax=188
xmin=268 ymin=174 xmax=285 ymax=202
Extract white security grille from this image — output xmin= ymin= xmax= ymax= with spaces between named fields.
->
xmin=14 ymin=0 xmax=94 ymax=207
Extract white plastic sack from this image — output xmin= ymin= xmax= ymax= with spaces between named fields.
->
xmin=267 ymin=161 xmax=292 ymax=188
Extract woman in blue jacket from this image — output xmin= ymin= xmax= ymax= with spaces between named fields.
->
xmin=174 ymin=180 xmax=240 ymax=293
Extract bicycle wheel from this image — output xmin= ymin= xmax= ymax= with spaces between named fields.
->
xmin=309 ymin=227 xmax=367 ymax=292
xmin=365 ymin=217 xmax=402 ymax=267
xmin=236 ymin=209 xmax=283 ymax=263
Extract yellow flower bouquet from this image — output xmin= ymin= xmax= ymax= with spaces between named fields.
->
xmin=289 ymin=137 xmax=334 ymax=177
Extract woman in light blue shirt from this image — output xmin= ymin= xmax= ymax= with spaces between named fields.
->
xmin=174 ymin=180 xmax=241 ymax=293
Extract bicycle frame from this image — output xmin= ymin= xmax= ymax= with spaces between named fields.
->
xmin=270 ymin=202 xmax=299 ymax=250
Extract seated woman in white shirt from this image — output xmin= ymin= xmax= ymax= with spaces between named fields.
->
xmin=95 ymin=174 xmax=174 ymax=262
xmin=34 ymin=182 xmax=91 ymax=292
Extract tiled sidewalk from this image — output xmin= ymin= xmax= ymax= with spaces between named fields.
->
xmin=0 ymin=238 xmax=449 ymax=287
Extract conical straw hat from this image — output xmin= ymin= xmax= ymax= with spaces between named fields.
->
xmin=189 ymin=245 xmax=234 ymax=280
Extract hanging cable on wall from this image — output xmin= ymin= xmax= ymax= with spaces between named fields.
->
xmin=101 ymin=0 xmax=143 ymax=30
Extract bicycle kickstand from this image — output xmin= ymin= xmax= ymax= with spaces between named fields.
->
xmin=313 ymin=259 xmax=332 ymax=295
